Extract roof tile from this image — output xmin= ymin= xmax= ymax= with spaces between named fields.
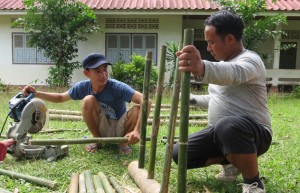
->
xmin=0 ymin=0 xmax=299 ymax=11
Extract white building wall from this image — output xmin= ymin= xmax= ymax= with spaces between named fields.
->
xmin=0 ymin=15 xmax=50 ymax=85
xmin=0 ymin=14 xmax=183 ymax=85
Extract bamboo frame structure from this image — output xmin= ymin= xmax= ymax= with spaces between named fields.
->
xmin=0 ymin=168 xmax=57 ymax=189
xmin=177 ymin=28 xmax=194 ymax=193
xmin=148 ymin=45 xmax=167 ymax=179
xmin=138 ymin=51 xmax=152 ymax=168
xmin=160 ymin=42 xmax=183 ymax=193
xmin=79 ymin=173 xmax=86 ymax=193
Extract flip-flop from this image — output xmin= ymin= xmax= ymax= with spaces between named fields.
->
xmin=118 ymin=144 xmax=132 ymax=155
xmin=85 ymin=143 xmax=102 ymax=153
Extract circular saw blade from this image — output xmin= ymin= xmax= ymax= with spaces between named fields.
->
xmin=28 ymin=99 xmax=47 ymax=134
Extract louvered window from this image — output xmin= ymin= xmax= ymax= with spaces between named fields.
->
xmin=106 ymin=33 xmax=157 ymax=65
xmin=12 ymin=33 xmax=51 ymax=64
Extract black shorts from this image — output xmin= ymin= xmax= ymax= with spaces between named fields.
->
xmin=172 ymin=116 xmax=272 ymax=169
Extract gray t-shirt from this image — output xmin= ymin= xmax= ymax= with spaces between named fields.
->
xmin=198 ymin=49 xmax=272 ymax=134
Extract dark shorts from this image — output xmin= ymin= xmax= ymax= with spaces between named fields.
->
xmin=172 ymin=116 xmax=272 ymax=169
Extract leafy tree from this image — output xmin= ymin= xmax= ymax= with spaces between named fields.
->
xmin=214 ymin=0 xmax=293 ymax=62
xmin=14 ymin=0 xmax=99 ymax=86
xmin=111 ymin=54 xmax=158 ymax=92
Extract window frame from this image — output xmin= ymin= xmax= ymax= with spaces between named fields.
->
xmin=12 ymin=32 xmax=52 ymax=64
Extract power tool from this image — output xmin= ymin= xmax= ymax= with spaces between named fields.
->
xmin=3 ymin=92 xmax=68 ymax=161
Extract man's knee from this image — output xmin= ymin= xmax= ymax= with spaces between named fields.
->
xmin=82 ymin=95 xmax=98 ymax=112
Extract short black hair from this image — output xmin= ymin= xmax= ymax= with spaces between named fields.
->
xmin=204 ymin=10 xmax=244 ymax=41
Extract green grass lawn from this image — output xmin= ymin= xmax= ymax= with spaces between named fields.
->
xmin=0 ymin=90 xmax=299 ymax=193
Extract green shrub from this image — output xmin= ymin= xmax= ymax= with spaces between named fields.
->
xmin=292 ymin=85 xmax=300 ymax=98
xmin=111 ymin=54 xmax=158 ymax=92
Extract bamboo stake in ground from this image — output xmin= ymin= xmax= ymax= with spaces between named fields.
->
xmin=138 ymin=51 xmax=152 ymax=169
xmin=108 ymin=176 xmax=124 ymax=193
xmin=92 ymin=175 xmax=105 ymax=193
xmin=68 ymin=173 xmax=79 ymax=193
xmin=0 ymin=168 xmax=57 ymax=189
xmin=177 ymin=28 xmax=194 ymax=193
xmin=84 ymin=170 xmax=96 ymax=193
xmin=98 ymin=172 xmax=114 ymax=193
xmin=160 ymin=42 xmax=183 ymax=193
xmin=148 ymin=45 xmax=167 ymax=179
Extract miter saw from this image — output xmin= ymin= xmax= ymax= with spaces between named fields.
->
xmin=4 ymin=92 xmax=68 ymax=161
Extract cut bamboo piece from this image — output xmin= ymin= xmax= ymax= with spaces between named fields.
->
xmin=148 ymin=45 xmax=166 ymax=179
xmin=160 ymin=42 xmax=183 ymax=193
xmin=98 ymin=172 xmax=114 ymax=193
xmin=108 ymin=176 xmax=124 ymax=193
xmin=79 ymin=173 xmax=86 ymax=193
xmin=128 ymin=161 xmax=161 ymax=193
xmin=178 ymin=28 xmax=194 ymax=193
xmin=0 ymin=168 xmax=57 ymax=189
xmin=138 ymin=51 xmax=152 ymax=169
xmin=49 ymin=109 xmax=82 ymax=115
xmin=68 ymin=173 xmax=79 ymax=193
xmin=84 ymin=170 xmax=96 ymax=193
xmin=92 ymin=175 xmax=105 ymax=193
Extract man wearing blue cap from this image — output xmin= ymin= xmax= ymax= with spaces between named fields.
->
xmin=22 ymin=53 xmax=149 ymax=155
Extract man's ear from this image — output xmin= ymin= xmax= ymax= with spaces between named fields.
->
xmin=226 ymin=34 xmax=236 ymax=44
xmin=83 ymin=70 xmax=90 ymax=77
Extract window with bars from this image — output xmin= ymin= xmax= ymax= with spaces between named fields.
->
xmin=12 ymin=33 xmax=52 ymax=64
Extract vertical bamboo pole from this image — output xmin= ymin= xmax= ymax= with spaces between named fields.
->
xmin=160 ymin=42 xmax=183 ymax=193
xmin=148 ymin=45 xmax=167 ymax=179
xmin=177 ymin=28 xmax=194 ymax=193
xmin=138 ymin=51 xmax=152 ymax=168
xmin=68 ymin=173 xmax=79 ymax=193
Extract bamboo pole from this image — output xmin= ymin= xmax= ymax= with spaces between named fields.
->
xmin=0 ymin=168 xmax=57 ymax=189
xmin=79 ymin=173 xmax=86 ymax=193
xmin=29 ymin=137 xmax=129 ymax=145
xmin=138 ymin=51 xmax=152 ymax=168
xmin=160 ymin=42 xmax=183 ymax=193
xmin=29 ymin=137 xmax=151 ymax=146
xmin=84 ymin=170 xmax=96 ymax=193
xmin=68 ymin=173 xmax=79 ymax=193
xmin=177 ymin=28 xmax=194 ymax=193
xmin=97 ymin=172 xmax=114 ymax=193
xmin=92 ymin=175 xmax=105 ymax=193
xmin=108 ymin=176 xmax=124 ymax=193
xmin=148 ymin=45 xmax=167 ymax=179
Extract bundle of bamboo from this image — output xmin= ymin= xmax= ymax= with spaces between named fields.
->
xmin=68 ymin=170 xmax=125 ymax=193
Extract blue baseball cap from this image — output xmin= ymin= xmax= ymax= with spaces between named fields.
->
xmin=82 ymin=53 xmax=112 ymax=70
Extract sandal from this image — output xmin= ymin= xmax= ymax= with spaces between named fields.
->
xmin=118 ymin=144 xmax=132 ymax=155
xmin=85 ymin=143 xmax=102 ymax=153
